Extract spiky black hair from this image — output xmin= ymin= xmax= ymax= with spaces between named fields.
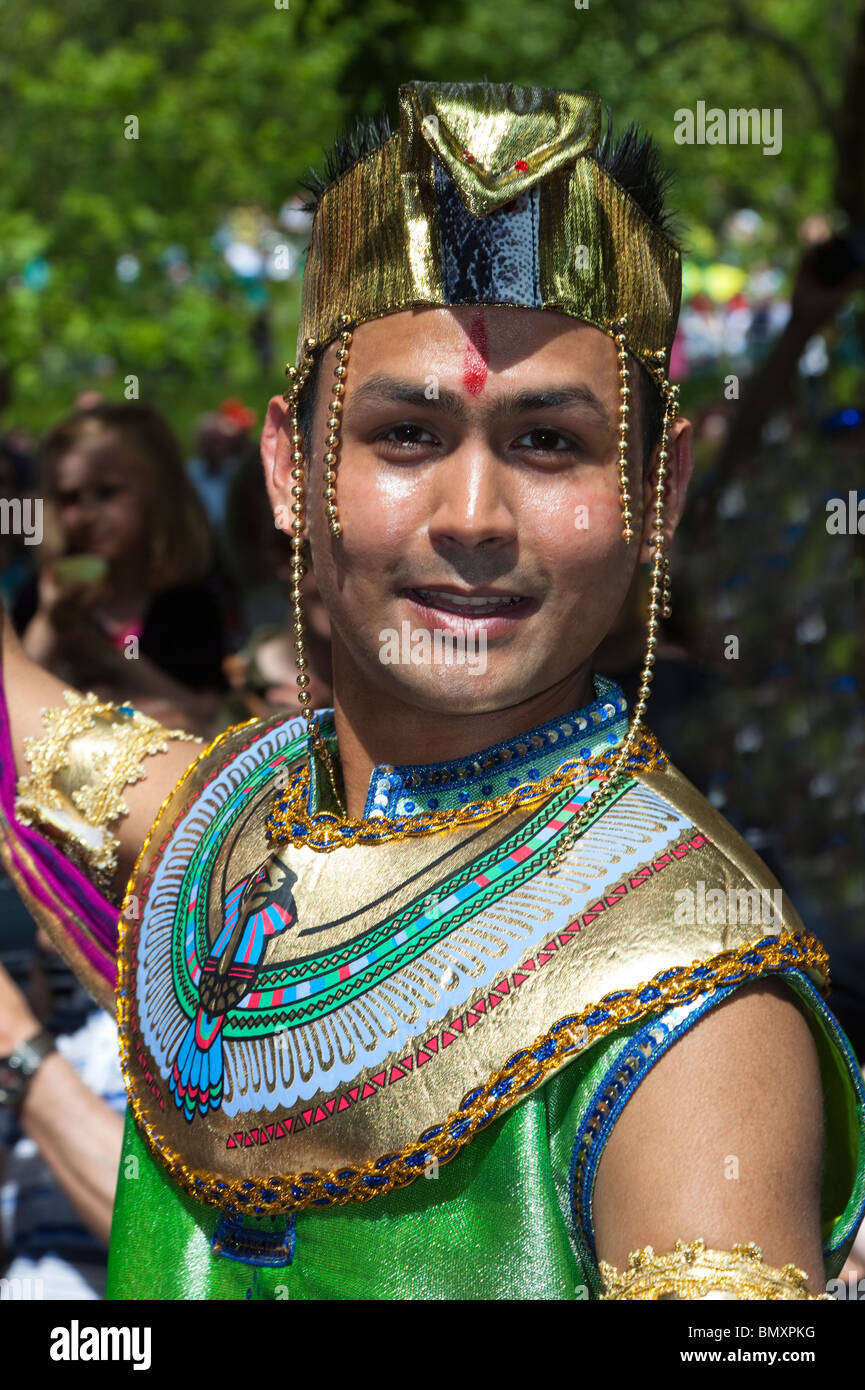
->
xmin=593 ymin=109 xmax=681 ymax=247
xmin=299 ymin=110 xmax=393 ymax=212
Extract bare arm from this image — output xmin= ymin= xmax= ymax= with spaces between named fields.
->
xmin=1 ymin=963 xmax=122 ymax=1248
xmin=593 ymin=979 xmax=825 ymax=1293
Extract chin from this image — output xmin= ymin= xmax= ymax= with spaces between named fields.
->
xmin=378 ymin=667 xmax=546 ymax=718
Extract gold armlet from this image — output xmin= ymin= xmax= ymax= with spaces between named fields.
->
xmin=15 ymin=690 xmax=201 ymax=894
xmin=599 ymin=1238 xmax=830 ymax=1301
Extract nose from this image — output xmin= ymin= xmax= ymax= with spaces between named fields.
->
xmin=427 ymin=448 xmax=518 ymax=552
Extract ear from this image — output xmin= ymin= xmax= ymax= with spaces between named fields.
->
xmin=260 ymin=394 xmax=292 ymax=525
xmin=637 ymin=415 xmax=693 ymax=566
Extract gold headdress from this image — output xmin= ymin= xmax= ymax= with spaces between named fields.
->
xmin=278 ymin=82 xmax=683 ymax=862
xmin=298 ymin=82 xmax=681 ymax=382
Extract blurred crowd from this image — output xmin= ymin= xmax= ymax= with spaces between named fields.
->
xmin=0 ymin=231 xmax=863 ymax=1297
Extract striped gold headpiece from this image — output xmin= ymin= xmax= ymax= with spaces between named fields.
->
xmin=298 ymin=80 xmax=682 ymax=382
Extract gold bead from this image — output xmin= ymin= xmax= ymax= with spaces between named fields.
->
xmin=304 ymin=336 xmax=317 ymax=351
xmin=340 ymin=330 xmax=353 ymax=345
xmin=326 ymin=416 xmax=340 ymax=430
xmin=325 ymin=433 xmax=338 ymax=448
xmin=334 ymin=365 xmax=347 ymax=379
xmin=326 ymin=503 xmax=338 ymax=518
xmin=333 ymin=383 xmax=345 ymax=396
xmin=324 ymin=486 xmax=336 ymax=500
xmin=337 ymin=313 xmax=351 ymax=327
xmin=331 ymin=520 xmax=342 ymax=537
xmin=323 ymin=452 xmax=336 ymax=466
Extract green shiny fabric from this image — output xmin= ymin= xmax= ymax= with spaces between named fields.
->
xmin=108 ymin=1025 xmax=626 ymax=1300
xmin=107 ymin=973 xmax=865 ymax=1300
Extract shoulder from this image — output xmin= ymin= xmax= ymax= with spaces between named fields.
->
xmin=592 ymin=976 xmax=826 ymax=1279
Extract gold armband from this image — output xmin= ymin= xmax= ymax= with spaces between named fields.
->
xmin=599 ymin=1238 xmax=830 ymax=1301
xmin=15 ymin=690 xmax=200 ymax=894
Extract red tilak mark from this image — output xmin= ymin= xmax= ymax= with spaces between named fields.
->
xmin=462 ymin=309 xmax=489 ymax=396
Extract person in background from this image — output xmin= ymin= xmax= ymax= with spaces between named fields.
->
xmin=14 ymin=402 xmax=228 ymax=735
xmin=186 ymin=400 xmax=254 ymax=539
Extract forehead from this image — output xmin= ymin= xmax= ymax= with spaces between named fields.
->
xmin=345 ymin=305 xmax=616 ymax=381
xmin=54 ymin=432 xmax=136 ymax=486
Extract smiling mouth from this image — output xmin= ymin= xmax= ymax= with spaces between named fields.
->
xmin=407 ymin=587 xmax=527 ymax=617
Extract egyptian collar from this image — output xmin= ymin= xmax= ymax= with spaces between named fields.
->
xmin=307 ymin=672 xmax=630 ymax=820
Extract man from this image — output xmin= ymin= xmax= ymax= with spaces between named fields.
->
xmin=0 ymin=81 xmax=862 ymax=1300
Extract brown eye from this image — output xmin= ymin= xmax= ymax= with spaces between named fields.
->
xmin=515 ymin=429 xmax=576 ymax=452
xmin=376 ymin=423 xmax=437 ymax=450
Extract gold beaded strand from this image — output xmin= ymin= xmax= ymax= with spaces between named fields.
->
xmin=613 ymin=316 xmax=633 ymax=544
xmin=283 ymin=334 xmax=346 ymax=813
xmin=323 ymin=313 xmax=353 ymax=536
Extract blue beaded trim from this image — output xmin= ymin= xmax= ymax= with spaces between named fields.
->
xmin=363 ymin=673 xmax=628 ymax=818
xmin=568 ymin=967 xmax=865 ymax=1295
xmin=211 ymin=1209 xmax=297 ymax=1268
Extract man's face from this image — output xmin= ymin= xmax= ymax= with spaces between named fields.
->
xmin=267 ymin=305 xmax=685 ymax=718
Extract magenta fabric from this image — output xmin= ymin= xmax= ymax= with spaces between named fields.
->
xmin=0 ymin=672 xmax=118 ymax=991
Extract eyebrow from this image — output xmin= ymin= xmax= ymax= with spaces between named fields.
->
xmin=347 ymin=374 xmax=612 ymax=430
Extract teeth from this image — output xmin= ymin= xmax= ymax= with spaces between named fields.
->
xmin=415 ymin=589 xmax=521 ymax=610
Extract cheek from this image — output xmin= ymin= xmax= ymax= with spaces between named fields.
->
xmin=335 ymin=465 xmax=423 ymax=567
xmin=537 ymin=474 xmax=626 ymax=573
xmin=108 ymin=499 xmax=144 ymax=540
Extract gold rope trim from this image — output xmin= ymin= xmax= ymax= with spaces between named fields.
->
xmin=117 ymin=925 xmax=828 ymax=1215
xmin=599 ymin=1237 xmax=830 ymax=1300
xmin=267 ymin=726 xmax=666 ymax=851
